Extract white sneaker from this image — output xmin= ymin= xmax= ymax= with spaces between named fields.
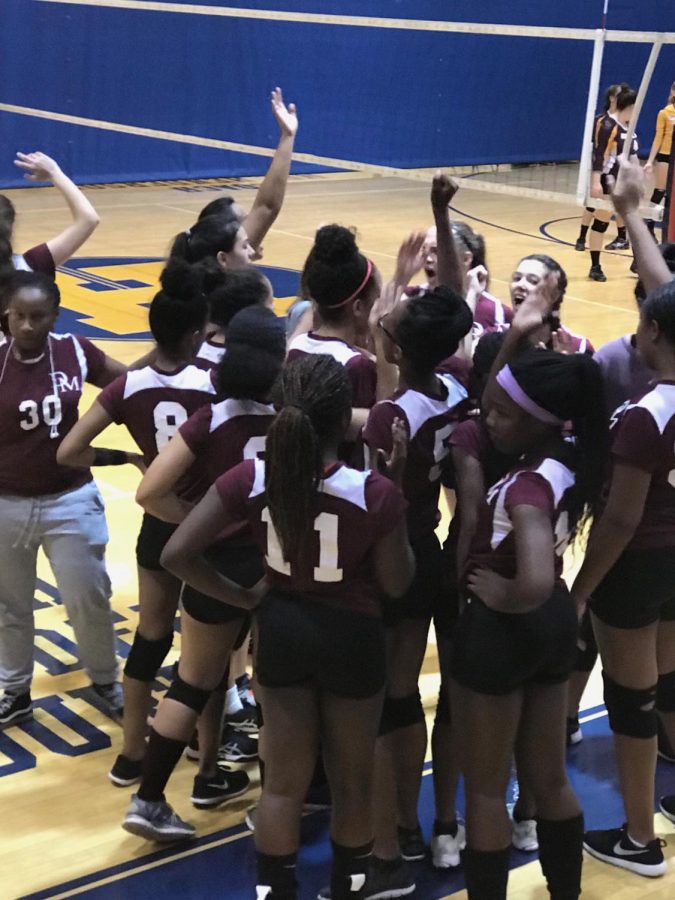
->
xmin=431 ymin=823 xmax=466 ymax=868
xmin=512 ymin=817 xmax=538 ymax=852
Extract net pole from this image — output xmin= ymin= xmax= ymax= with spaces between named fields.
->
xmin=621 ymin=36 xmax=664 ymax=159
xmin=576 ymin=28 xmax=607 ymax=204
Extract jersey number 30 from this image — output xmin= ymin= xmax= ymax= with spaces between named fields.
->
xmin=261 ymin=508 xmax=343 ymax=583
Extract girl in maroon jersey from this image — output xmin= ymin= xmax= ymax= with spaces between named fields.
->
xmin=0 ymin=271 xmax=127 ymax=728
xmin=155 ymin=355 xmax=414 ymax=900
xmin=451 ymin=285 xmax=608 ymax=900
xmin=57 ymin=260 xmax=216 ymax=785
xmin=1 ymin=151 xmax=99 ymax=298
xmin=572 ymin=276 xmax=675 ymax=878
xmin=121 ymin=306 xmax=286 ymax=835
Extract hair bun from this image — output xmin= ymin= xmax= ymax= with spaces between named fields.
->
xmin=159 ymin=258 xmax=203 ymax=300
xmin=312 ymin=225 xmax=359 ymax=264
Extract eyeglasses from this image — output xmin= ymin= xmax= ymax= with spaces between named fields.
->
xmin=377 ymin=315 xmax=398 ymax=344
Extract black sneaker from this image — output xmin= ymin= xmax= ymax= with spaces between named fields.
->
xmin=398 ymin=824 xmax=427 ymax=861
xmin=218 ymin=726 xmax=258 ymax=763
xmin=566 ymin=716 xmax=583 ymax=746
xmin=225 ymin=704 xmax=259 ymax=734
xmin=589 ymin=265 xmax=607 ymax=282
xmin=91 ymin=682 xmax=124 ymax=722
xmin=583 ymin=824 xmax=667 ymax=877
xmin=657 ymin=718 xmax=675 ymax=763
xmin=109 ymin=753 xmax=143 ymax=787
xmin=317 ymin=856 xmax=415 ymax=900
xmin=606 ymin=238 xmax=630 ymax=250
xmin=659 ymin=795 xmax=675 ymax=824
xmin=191 ymin=766 xmax=250 ymax=808
xmin=574 ymin=238 xmax=586 ymax=251
xmin=0 ymin=691 xmax=32 ymax=728
xmin=236 ymin=672 xmax=256 ymax=707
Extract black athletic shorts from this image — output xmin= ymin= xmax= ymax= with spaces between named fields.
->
xmin=136 ymin=512 xmax=177 ymax=571
xmin=383 ymin=531 xmax=444 ymax=626
xmin=256 ymin=590 xmax=386 ymax=699
xmin=656 ymin=152 xmax=670 ymax=165
xmin=451 ymin=584 xmax=577 ymax=695
xmin=590 ymin=546 xmax=675 ymax=629
xmin=601 ymin=173 xmax=613 ymax=195
xmin=434 ymin=535 xmax=461 ymax=640
xmin=181 ymin=542 xmax=263 ymax=642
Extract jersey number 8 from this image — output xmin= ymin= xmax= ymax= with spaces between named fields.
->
xmin=153 ymin=401 xmax=189 ymax=451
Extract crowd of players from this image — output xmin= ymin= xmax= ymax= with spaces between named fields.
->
xmin=0 ymin=85 xmax=675 ymax=900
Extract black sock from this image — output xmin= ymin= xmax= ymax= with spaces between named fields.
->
xmin=256 ymin=851 xmax=297 ymax=900
xmin=646 ymin=218 xmax=657 ymax=236
xmin=464 ymin=846 xmax=510 ymax=900
xmin=330 ymin=840 xmax=373 ymax=899
xmin=590 ymin=250 xmax=601 ymax=268
xmin=512 ymin=807 xmax=533 ymax=824
xmin=578 ymin=225 xmax=589 ymax=242
xmin=536 ymin=814 xmax=584 ymax=900
xmin=651 ymin=189 xmax=666 ymax=205
xmin=137 ymin=728 xmax=187 ymax=802
xmin=617 ymin=226 xmax=627 ymax=241
xmin=433 ymin=818 xmax=458 ymax=837
xmin=258 ymin=757 xmax=266 ymax=787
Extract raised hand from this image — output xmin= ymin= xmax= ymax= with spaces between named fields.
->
xmin=271 ymin=87 xmax=298 ymax=138
xmin=467 ymin=264 xmax=488 ymax=297
xmin=14 ymin=151 xmax=62 ymax=182
xmin=394 ymin=230 xmax=426 ymax=286
xmin=375 ymin=417 xmax=409 ymax=485
xmin=551 ymin=328 xmax=575 ymax=355
xmin=608 ymin=156 xmax=644 ymax=218
xmin=369 ymin=279 xmax=403 ymax=337
xmin=431 ymin=170 xmax=459 ymax=210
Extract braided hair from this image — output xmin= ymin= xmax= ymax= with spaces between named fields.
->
xmin=265 ymin=355 xmax=352 ymax=561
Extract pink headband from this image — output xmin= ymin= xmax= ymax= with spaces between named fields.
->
xmin=324 ymin=259 xmax=373 ymax=309
xmin=496 ymin=365 xmax=565 ymax=427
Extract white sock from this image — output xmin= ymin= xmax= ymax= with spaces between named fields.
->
xmin=226 ymin=685 xmax=243 ymax=715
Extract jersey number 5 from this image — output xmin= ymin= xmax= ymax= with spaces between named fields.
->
xmin=261 ymin=508 xmax=343 ymax=583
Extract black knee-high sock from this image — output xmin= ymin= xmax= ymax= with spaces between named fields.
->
xmin=617 ymin=225 xmax=627 ymax=241
xmin=330 ymin=840 xmax=373 ymax=899
xmin=256 ymin=851 xmax=298 ymax=900
xmin=137 ymin=728 xmax=187 ymax=802
xmin=590 ymin=250 xmax=601 ymax=268
xmin=536 ymin=814 xmax=584 ymax=900
xmin=651 ymin=189 xmax=666 ymax=205
xmin=464 ymin=847 xmax=510 ymax=900
xmin=578 ymin=224 xmax=589 ymax=242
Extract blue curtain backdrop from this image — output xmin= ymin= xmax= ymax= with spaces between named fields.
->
xmin=0 ymin=1 xmax=672 ymax=186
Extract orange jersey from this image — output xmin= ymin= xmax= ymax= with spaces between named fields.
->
xmin=654 ymin=103 xmax=675 ymax=157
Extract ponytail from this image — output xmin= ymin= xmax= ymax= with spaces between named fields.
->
xmin=169 ymin=215 xmax=241 ymax=265
xmin=265 ymin=355 xmax=352 ymax=561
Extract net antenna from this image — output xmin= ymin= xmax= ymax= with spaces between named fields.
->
xmin=576 ymin=0 xmax=664 ymax=215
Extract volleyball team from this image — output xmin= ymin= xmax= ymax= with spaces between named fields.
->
xmin=0 ymin=85 xmax=674 ymax=900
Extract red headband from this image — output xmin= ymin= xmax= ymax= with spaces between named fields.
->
xmin=324 ymin=259 xmax=373 ymax=309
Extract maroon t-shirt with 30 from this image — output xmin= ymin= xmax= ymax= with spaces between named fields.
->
xmin=0 ymin=332 xmax=105 ymax=496
xmin=215 ymin=459 xmax=407 ymax=617
xmin=466 ymin=456 xmax=576 ymax=585
xmin=609 ymin=381 xmax=675 ymax=549
xmin=363 ymin=374 xmax=467 ymax=541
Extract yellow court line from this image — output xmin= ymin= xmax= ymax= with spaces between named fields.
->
xmin=33 ymin=0 xmax=675 ymax=43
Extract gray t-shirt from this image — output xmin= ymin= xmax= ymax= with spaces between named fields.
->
xmin=593 ymin=334 xmax=654 ymax=416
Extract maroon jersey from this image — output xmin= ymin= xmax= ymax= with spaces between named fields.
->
xmin=556 ymin=324 xmax=594 ymax=355
xmin=436 ymin=354 xmax=471 ymax=389
xmin=215 ymin=459 xmax=407 ymax=617
xmin=363 ymin=374 xmax=467 ymax=541
xmin=466 ymin=456 xmax=576 ymax=585
xmin=97 ymin=364 xmax=217 ymax=468
xmin=609 ymin=381 xmax=675 ymax=549
xmin=12 ymin=243 xmax=56 ymax=279
xmin=287 ymin=332 xmax=377 ymax=408
xmin=473 ymin=291 xmax=513 ymax=339
xmin=0 ymin=332 xmax=106 ymax=496
xmin=179 ymin=397 xmax=276 ymax=502
xmin=194 ymin=339 xmax=225 ymax=372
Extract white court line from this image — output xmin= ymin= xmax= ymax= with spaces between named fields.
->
xmin=579 ymin=709 xmax=608 ymax=724
xmin=33 ymin=0 xmax=675 ymax=43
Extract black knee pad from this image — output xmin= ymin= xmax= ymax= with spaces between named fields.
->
xmin=657 ymin=670 xmax=675 ymax=713
xmin=165 ymin=673 xmax=211 ymax=714
xmin=585 ymin=206 xmax=596 ymax=214
xmin=434 ymin=685 xmax=451 ymax=726
xmin=379 ymin=691 xmax=424 ymax=736
xmin=591 ymin=219 xmax=610 ymax=234
xmin=651 ymin=189 xmax=666 ymax=205
xmin=603 ymin=672 xmax=657 ymax=738
xmin=123 ymin=630 xmax=173 ymax=682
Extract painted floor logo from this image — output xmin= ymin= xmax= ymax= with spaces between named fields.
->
xmin=54 ymin=257 xmax=301 ymax=340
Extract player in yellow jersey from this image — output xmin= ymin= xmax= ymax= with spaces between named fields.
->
xmin=644 ymin=81 xmax=675 ymax=236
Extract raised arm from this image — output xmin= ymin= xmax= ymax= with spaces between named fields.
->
xmin=609 ymin=156 xmax=672 ymax=295
xmin=243 ymin=88 xmax=298 ymax=251
xmin=14 ymin=152 xmax=100 ymax=267
xmin=136 ymin=432 xmax=197 ymax=524
xmin=431 ymin=172 xmax=464 ymax=296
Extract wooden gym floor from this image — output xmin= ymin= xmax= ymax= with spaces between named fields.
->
xmin=0 ymin=171 xmax=673 ymax=899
